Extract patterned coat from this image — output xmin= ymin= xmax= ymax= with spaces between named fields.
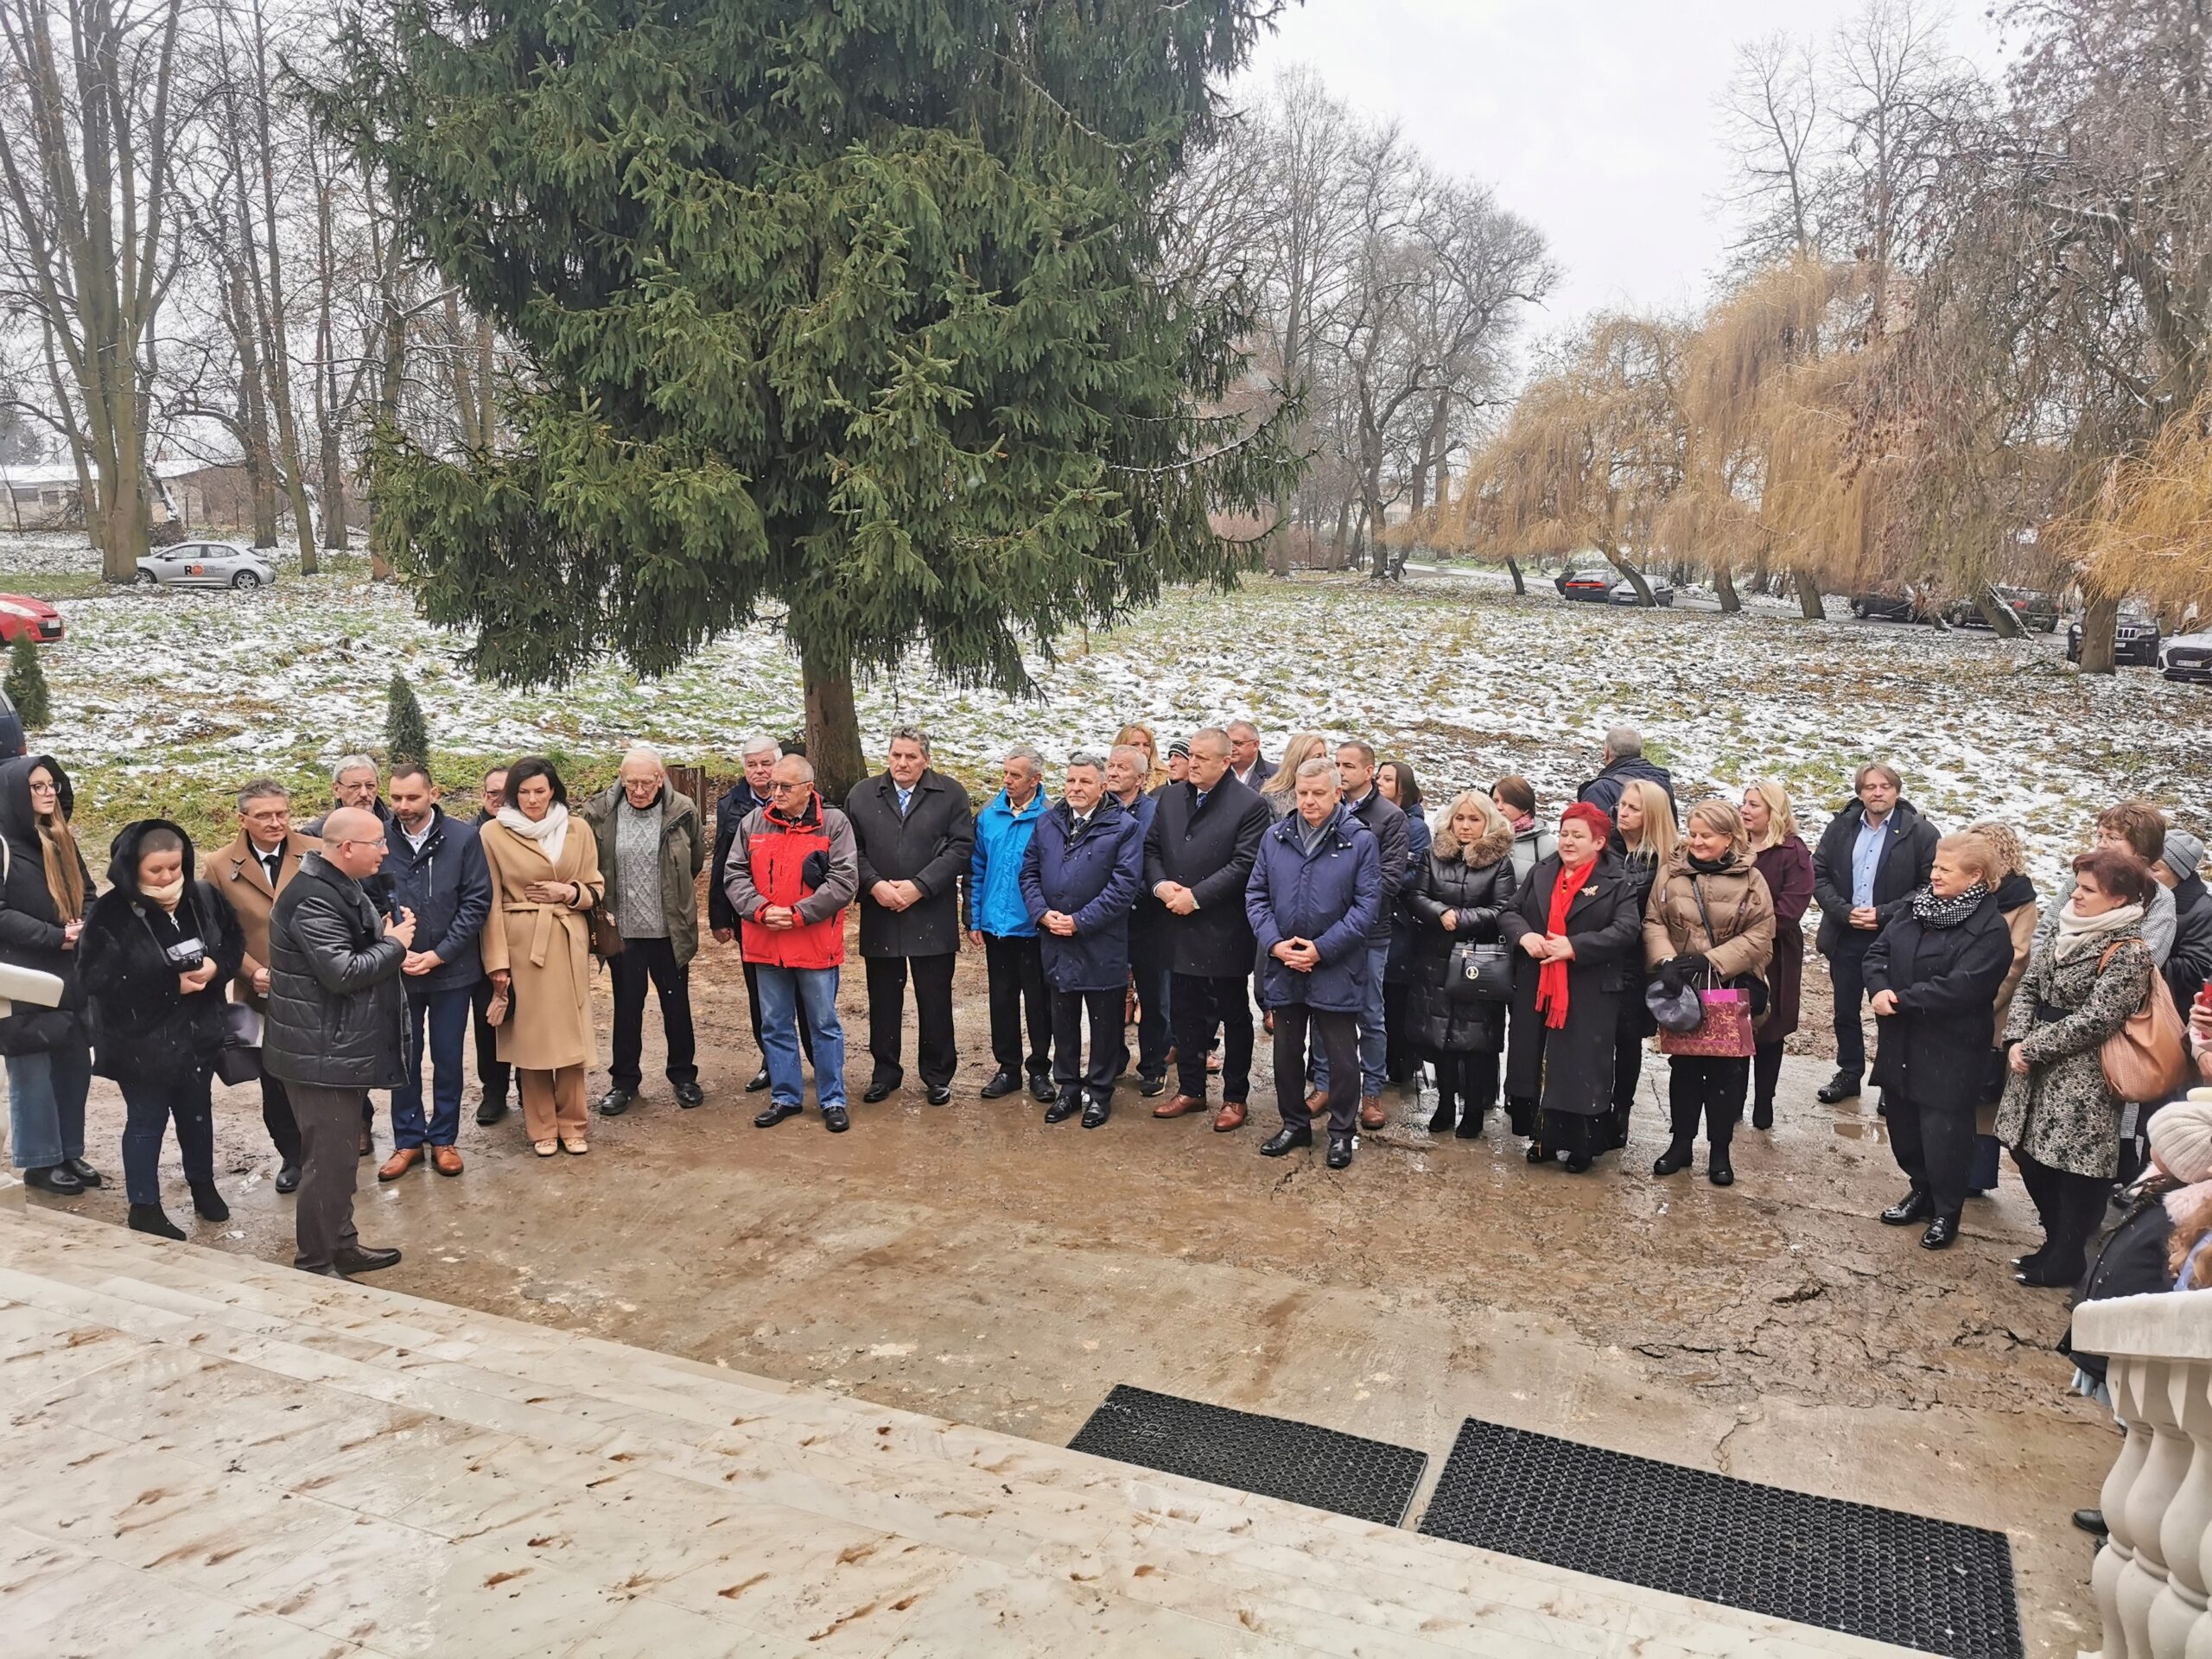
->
xmin=1996 ymin=934 xmax=2154 ymax=1179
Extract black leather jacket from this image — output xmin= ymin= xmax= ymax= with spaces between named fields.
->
xmin=263 ymin=853 xmax=407 ymax=1090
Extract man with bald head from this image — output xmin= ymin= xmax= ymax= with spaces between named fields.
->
xmin=264 ymin=807 xmax=414 ymax=1278
xmin=582 ymin=744 xmax=708 ymax=1114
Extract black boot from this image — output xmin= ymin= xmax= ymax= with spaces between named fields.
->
xmin=1707 ymin=1144 xmax=1734 ymax=1186
xmin=1427 ymin=1090 xmax=1456 ymax=1135
xmin=128 ymin=1204 xmax=185 ymax=1242
xmin=1751 ymin=1098 xmax=1774 ymax=1131
xmin=1653 ymin=1137 xmax=1694 ymax=1177
xmin=190 ymin=1183 xmax=228 ymax=1223
xmin=1454 ymin=1107 xmax=1484 ymax=1140
xmin=1816 ymin=1069 xmax=1860 ymax=1103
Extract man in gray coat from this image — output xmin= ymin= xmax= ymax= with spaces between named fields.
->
xmin=264 ymin=808 xmax=414 ymax=1278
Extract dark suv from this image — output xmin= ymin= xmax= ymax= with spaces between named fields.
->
xmin=2068 ymin=608 xmax=2163 ymax=666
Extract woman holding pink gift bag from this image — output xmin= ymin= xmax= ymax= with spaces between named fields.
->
xmin=1643 ymin=800 xmax=1777 ymax=1188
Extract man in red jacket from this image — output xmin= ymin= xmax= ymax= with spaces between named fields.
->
xmin=724 ymin=756 xmax=860 ymax=1131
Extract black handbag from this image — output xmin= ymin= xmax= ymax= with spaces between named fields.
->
xmin=1446 ymin=940 xmax=1513 ymax=1002
xmin=213 ymin=1001 xmax=263 ymax=1086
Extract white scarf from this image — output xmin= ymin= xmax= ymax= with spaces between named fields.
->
xmin=496 ymin=801 xmax=569 ymax=867
xmin=2052 ymin=898 xmax=2145 ymax=963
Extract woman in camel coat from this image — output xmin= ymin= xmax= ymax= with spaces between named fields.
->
xmin=480 ymin=756 xmax=606 ymax=1156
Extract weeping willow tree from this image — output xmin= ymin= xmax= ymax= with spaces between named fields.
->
xmin=2069 ymin=398 xmax=2212 ymax=616
xmin=1445 ymin=315 xmax=1688 ymax=606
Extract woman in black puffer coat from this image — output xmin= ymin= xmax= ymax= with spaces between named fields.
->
xmin=1406 ymin=791 xmax=1519 ymax=1138
xmin=0 ymin=753 xmax=99 ymax=1195
xmin=78 ymin=820 xmax=244 ymax=1241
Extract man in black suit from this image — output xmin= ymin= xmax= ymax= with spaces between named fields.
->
xmin=1144 ymin=728 xmax=1270 ymax=1132
xmin=846 ymin=726 xmax=976 ymax=1105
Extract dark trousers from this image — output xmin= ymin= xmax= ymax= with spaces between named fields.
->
xmin=1886 ymin=1088 xmax=1974 ymax=1219
xmin=1274 ymin=1003 xmax=1358 ymax=1135
xmin=1752 ymin=1039 xmax=1784 ymax=1115
xmin=1828 ymin=941 xmax=1872 ymax=1077
xmin=119 ymin=1067 xmax=214 ymax=1207
xmin=469 ymin=972 xmax=512 ymax=1107
xmin=2016 ymin=1148 xmax=2113 ymax=1280
xmin=1667 ymin=1055 xmax=1750 ymax=1149
xmin=744 ymin=958 xmax=813 ymax=1064
xmin=1130 ymin=944 xmax=1172 ymax=1082
xmin=1382 ymin=980 xmax=1417 ymax=1084
xmin=288 ymin=1082 xmax=367 ymax=1270
xmin=982 ymin=933 xmax=1051 ymax=1077
xmin=609 ymin=936 xmax=697 ymax=1090
xmin=258 ymin=1069 xmax=302 ymax=1166
xmin=1173 ymin=971 xmax=1253 ymax=1103
xmin=1427 ymin=1049 xmax=1499 ymax=1124
xmin=1051 ymin=987 xmax=1122 ymax=1103
xmin=392 ymin=985 xmax=471 ymax=1147
xmin=865 ymin=952 xmax=957 ymax=1087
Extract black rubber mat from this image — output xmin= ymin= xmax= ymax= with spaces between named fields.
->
xmin=1067 ymin=1384 xmax=1427 ymax=1526
xmin=1418 ymin=1417 xmax=2020 ymax=1657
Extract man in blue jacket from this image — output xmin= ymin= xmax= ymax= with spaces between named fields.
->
xmin=966 ymin=745 xmax=1054 ymax=1103
xmin=1021 ymin=753 xmax=1142 ymax=1128
xmin=1248 ymin=758 xmax=1382 ymax=1170
xmin=1106 ymin=744 xmax=1169 ymax=1096
xmin=376 ymin=766 xmax=492 ymax=1179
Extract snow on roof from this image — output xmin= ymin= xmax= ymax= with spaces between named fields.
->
xmin=0 ymin=459 xmax=226 ymax=489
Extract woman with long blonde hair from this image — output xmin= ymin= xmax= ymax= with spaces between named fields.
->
xmin=1742 ymin=780 xmax=1814 ymax=1130
xmin=1605 ymin=778 xmax=1678 ymax=1147
xmin=1114 ymin=724 xmax=1166 ymax=791
xmin=1258 ymin=733 xmax=1328 ymax=819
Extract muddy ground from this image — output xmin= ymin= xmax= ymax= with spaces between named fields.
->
xmin=13 ymin=932 xmax=2107 ymax=1655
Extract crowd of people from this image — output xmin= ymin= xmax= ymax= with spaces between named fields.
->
xmin=2 ymin=718 xmax=2209 ymax=1290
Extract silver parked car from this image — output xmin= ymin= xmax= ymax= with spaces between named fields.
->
xmin=132 ymin=541 xmax=277 ymax=590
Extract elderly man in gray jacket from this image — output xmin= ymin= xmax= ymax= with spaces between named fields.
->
xmin=265 ymin=807 xmax=414 ymax=1279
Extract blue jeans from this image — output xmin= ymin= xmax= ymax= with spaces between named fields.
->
xmin=757 ymin=966 xmax=846 ymax=1109
xmin=120 ymin=1067 xmax=214 ymax=1205
xmin=1309 ymin=943 xmax=1388 ymax=1097
xmin=8 ymin=1042 xmax=91 ymax=1170
xmin=391 ymin=985 xmax=471 ymax=1147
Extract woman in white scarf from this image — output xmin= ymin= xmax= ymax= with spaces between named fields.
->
xmin=479 ymin=757 xmax=604 ymax=1156
xmin=1998 ymin=848 xmax=2159 ymax=1287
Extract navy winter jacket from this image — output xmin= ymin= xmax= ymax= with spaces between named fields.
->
xmin=376 ymin=807 xmax=491 ymax=994
xmin=1246 ymin=804 xmax=1382 ymax=1013
xmin=1020 ymin=796 xmax=1142 ymax=992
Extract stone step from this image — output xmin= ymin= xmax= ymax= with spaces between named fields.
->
xmin=0 ymin=1206 xmax=1916 ymax=1656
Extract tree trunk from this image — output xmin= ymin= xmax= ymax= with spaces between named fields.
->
xmin=1794 ymin=567 xmax=1826 ymax=620
xmin=1330 ymin=499 xmax=1350 ymax=567
xmin=801 ymin=641 xmax=865 ymax=804
xmin=1266 ymin=490 xmax=1293 ymax=575
xmin=1600 ymin=543 xmax=1656 ymax=606
xmin=1505 ymin=557 xmax=1526 ymax=596
xmin=233 ymin=264 xmax=280 ymax=549
xmin=1713 ymin=563 xmax=1743 ymax=613
xmin=2077 ymin=592 xmax=2120 ymax=675
xmin=1971 ymin=585 xmax=2024 ymax=638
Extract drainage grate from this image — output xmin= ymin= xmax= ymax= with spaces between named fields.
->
xmin=1067 ymin=1384 xmax=1427 ymax=1526
xmin=1418 ymin=1417 xmax=2021 ymax=1658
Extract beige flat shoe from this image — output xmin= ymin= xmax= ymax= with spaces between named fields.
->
xmin=560 ymin=1136 xmax=588 ymax=1156
xmin=533 ymin=1140 xmax=558 ymax=1158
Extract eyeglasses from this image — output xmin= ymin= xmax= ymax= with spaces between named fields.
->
xmin=340 ymin=838 xmax=389 ymax=853
xmin=27 ymin=780 xmax=56 ymax=793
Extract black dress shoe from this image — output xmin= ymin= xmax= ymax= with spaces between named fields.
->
xmin=2017 ymin=1258 xmax=2081 ymax=1288
xmin=1815 ymin=1071 xmax=1861 ymax=1103
xmin=1563 ymin=1152 xmax=1593 ymax=1173
xmin=23 ymin=1165 xmax=83 ymax=1196
xmin=1528 ymin=1141 xmax=1554 ymax=1166
xmin=127 ymin=1203 xmax=184 ymax=1240
xmin=1081 ymin=1098 xmax=1111 ymax=1129
xmin=673 ymin=1081 xmax=705 ymax=1109
xmin=1325 ymin=1133 xmax=1354 ymax=1170
xmin=861 ymin=1076 xmax=900 ymax=1104
xmin=1881 ymin=1188 xmax=1933 ymax=1226
xmin=2012 ymin=1249 xmax=2048 ymax=1274
xmin=1044 ymin=1096 xmax=1081 ymax=1124
xmin=1027 ymin=1071 xmax=1055 ymax=1103
xmin=597 ymin=1087 xmax=637 ymax=1116
xmin=1652 ymin=1140 xmax=1693 ymax=1177
xmin=1137 ymin=1075 xmax=1167 ymax=1099
xmin=925 ymin=1084 xmax=952 ymax=1106
xmin=1259 ymin=1124 xmax=1313 ymax=1157
xmin=1920 ymin=1215 xmax=1961 ymax=1250
xmin=980 ymin=1066 xmax=1020 ymax=1099
xmin=475 ymin=1096 xmax=509 ymax=1127
xmin=753 ymin=1101 xmax=804 ymax=1128
xmin=334 ymin=1245 xmax=402 ymax=1274
xmin=744 ymin=1067 xmax=772 ymax=1093
xmin=274 ymin=1162 xmax=302 ymax=1194
xmin=822 ymin=1105 xmax=850 ymax=1133
xmin=63 ymin=1157 xmax=101 ymax=1187
xmin=2074 ymin=1508 xmax=2108 ymax=1537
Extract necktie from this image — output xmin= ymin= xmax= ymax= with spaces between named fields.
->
xmin=262 ymin=851 xmax=281 ymax=887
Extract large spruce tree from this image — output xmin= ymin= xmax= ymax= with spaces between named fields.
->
xmin=322 ymin=0 xmax=1295 ymax=795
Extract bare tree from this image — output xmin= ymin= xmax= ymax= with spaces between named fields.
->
xmin=1719 ymin=33 xmax=1828 ymax=266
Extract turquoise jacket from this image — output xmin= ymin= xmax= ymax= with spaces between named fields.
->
xmin=966 ymin=788 xmax=1047 ymax=938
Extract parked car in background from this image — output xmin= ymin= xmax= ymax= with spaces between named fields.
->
xmin=2068 ymin=607 xmax=2162 ymax=666
xmin=1608 ymin=575 xmax=1675 ymax=607
xmin=2160 ymin=632 xmax=2212 ymax=683
xmin=1948 ymin=585 xmax=2062 ymax=632
xmin=0 ymin=594 xmax=63 ymax=645
xmin=0 ymin=690 xmax=25 ymax=760
xmin=1554 ymin=569 xmax=1612 ymax=603
xmin=1853 ymin=588 xmax=1931 ymax=623
xmin=132 ymin=541 xmax=276 ymax=589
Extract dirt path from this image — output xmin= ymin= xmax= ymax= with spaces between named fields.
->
xmin=18 ymin=940 xmax=2107 ymax=1654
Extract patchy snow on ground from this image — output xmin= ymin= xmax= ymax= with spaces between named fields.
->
xmin=0 ymin=530 xmax=108 ymax=575
xmin=6 ymin=551 xmax=2202 ymax=886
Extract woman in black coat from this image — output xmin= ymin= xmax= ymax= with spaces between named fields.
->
xmin=0 ymin=753 xmax=99 ymax=1195
xmin=1500 ymin=804 xmax=1646 ymax=1172
xmin=1861 ymin=833 xmax=2016 ymax=1249
xmin=78 ymin=820 xmax=245 ymax=1241
xmin=1406 ymin=791 xmax=1519 ymax=1138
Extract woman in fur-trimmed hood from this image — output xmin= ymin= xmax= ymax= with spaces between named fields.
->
xmin=1405 ymin=791 xmax=1520 ymax=1138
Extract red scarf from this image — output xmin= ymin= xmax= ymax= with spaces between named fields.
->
xmin=1535 ymin=856 xmax=1599 ymax=1029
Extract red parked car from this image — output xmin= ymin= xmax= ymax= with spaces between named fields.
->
xmin=0 ymin=594 xmax=62 ymax=645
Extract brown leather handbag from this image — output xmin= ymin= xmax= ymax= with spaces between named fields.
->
xmin=2098 ymin=944 xmax=2192 ymax=1102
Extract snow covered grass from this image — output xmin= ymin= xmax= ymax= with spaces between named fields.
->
xmin=4 ymin=538 xmax=2202 ymax=884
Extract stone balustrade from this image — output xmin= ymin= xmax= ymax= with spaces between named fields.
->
xmin=2072 ymin=1288 xmax=2212 ymax=1657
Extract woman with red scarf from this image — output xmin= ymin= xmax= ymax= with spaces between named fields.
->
xmin=1499 ymin=802 xmax=1646 ymax=1171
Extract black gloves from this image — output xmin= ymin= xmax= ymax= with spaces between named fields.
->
xmin=800 ymin=850 xmax=830 ymax=891
xmin=1672 ymin=951 xmax=1711 ymax=981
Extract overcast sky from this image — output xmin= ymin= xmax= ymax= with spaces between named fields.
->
xmin=1235 ymin=0 xmax=2011 ymax=350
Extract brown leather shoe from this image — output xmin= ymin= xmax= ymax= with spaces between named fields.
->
xmin=1212 ymin=1100 xmax=1247 ymax=1133
xmin=376 ymin=1147 xmax=422 ymax=1183
xmin=1358 ymin=1094 xmax=1387 ymax=1131
xmin=1304 ymin=1089 xmax=1326 ymax=1114
xmin=430 ymin=1146 xmax=463 ymax=1178
xmin=1154 ymin=1093 xmax=1209 ymax=1119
